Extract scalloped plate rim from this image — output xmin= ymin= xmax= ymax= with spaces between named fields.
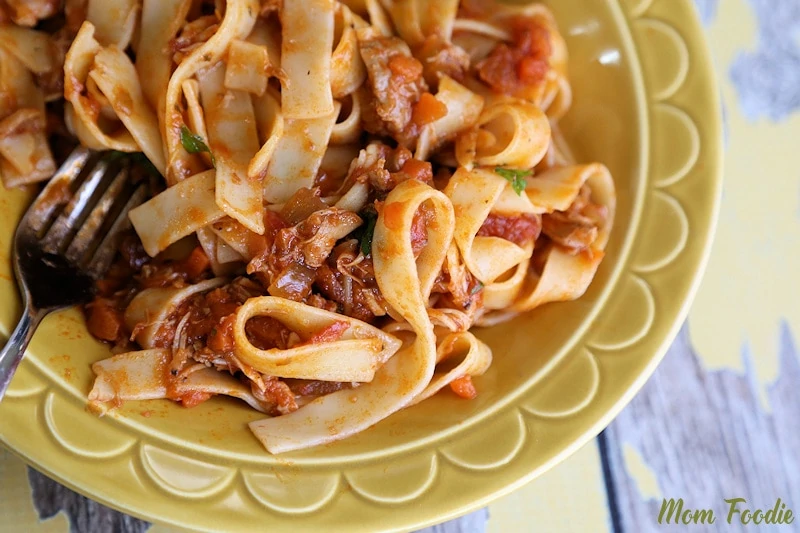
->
xmin=0 ymin=0 xmax=723 ymax=530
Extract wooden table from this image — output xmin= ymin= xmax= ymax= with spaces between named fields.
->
xmin=3 ymin=1 xmax=800 ymax=531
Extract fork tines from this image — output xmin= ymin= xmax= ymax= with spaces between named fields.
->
xmin=20 ymin=149 xmax=148 ymax=279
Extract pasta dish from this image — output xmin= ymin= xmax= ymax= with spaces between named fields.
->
xmin=1 ymin=0 xmax=615 ymax=453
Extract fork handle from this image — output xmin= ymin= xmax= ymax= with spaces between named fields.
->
xmin=0 ymin=306 xmax=42 ymax=400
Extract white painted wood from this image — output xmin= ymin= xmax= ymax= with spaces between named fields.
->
xmin=600 ymin=325 xmax=800 ymax=532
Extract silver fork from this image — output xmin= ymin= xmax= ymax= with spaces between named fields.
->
xmin=0 ymin=147 xmax=148 ymax=400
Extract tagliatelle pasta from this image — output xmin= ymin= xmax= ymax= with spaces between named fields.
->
xmin=4 ymin=0 xmax=616 ymax=454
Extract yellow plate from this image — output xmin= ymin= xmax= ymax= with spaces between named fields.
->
xmin=0 ymin=0 xmax=721 ymax=530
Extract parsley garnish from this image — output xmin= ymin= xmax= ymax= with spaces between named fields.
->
xmin=104 ymin=150 xmax=127 ymax=162
xmin=180 ymin=125 xmax=215 ymax=167
xmin=359 ymin=210 xmax=377 ymax=256
xmin=104 ymin=151 xmax=161 ymax=177
xmin=494 ymin=167 xmax=531 ymax=196
xmin=470 ymin=282 xmax=484 ymax=295
xmin=131 ymin=152 xmax=160 ymax=177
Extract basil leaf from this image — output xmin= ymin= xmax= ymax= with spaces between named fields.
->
xmin=360 ymin=212 xmax=377 ymax=256
xmin=104 ymin=150 xmax=128 ymax=162
xmin=131 ymin=152 xmax=161 ymax=177
xmin=104 ymin=151 xmax=161 ymax=177
xmin=494 ymin=167 xmax=531 ymax=196
xmin=180 ymin=125 xmax=215 ymax=167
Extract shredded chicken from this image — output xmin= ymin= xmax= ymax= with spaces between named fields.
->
xmin=415 ymin=35 xmax=471 ymax=87
xmin=299 ymin=209 xmax=363 ymax=267
xmin=541 ymin=184 xmax=608 ymax=253
xmin=477 ymin=213 xmax=542 ymax=247
xmin=170 ymin=15 xmax=220 ymax=64
xmin=344 ymin=141 xmax=434 ymax=199
xmin=358 ymin=32 xmax=428 ymax=145
xmin=251 ymin=377 xmax=298 ymax=415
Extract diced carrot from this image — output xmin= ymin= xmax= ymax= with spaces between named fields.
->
xmin=207 ymin=314 xmax=236 ymax=352
xmin=412 ymin=92 xmax=448 ymax=127
xmin=181 ymin=246 xmax=210 ymax=279
xmin=388 ymin=54 xmax=423 ymax=81
xmin=449 ymin=375 xmax=478 ymax=399
xmin=86 ymin=300 xmax=123 ymax=342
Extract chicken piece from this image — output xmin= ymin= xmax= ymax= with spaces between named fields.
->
xmin=357 ymin=30 xmax=428 ymax=145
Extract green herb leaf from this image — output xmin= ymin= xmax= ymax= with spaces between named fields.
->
xmin=103 ymin=151 xmax=161 ymax=177
xmin=180 ymin=125 xmax=216 ymax=167
xmin=470 ymin=281 xmax=484 ymax=295
xmin=131 ymin=152 xmax=161 ymax=177
xmin=494 ymin=167 xmax=531 ymax=196
xmin=104 ymin=150 xmax=128 ymax=162
xmin=360 ymin=211 xmax=377 ymax=256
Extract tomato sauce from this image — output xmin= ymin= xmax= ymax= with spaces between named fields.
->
xmin=476 ymin=213 xmax=542 ymax=247
xmin=477 ymin=17 xmax=552 ymax=95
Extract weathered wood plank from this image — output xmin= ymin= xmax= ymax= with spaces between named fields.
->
xmin=600 ymin=324 xmax=800 ymax=532
xmin=27 ymin=469 xmax=148 ymax=533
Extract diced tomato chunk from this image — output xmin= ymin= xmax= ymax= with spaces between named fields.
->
xmin=180 ymin=391 xmax=213 ymax=408
xmin=303 ymin=320 xmax=349 ymax=345
xmin=450 ymin=375 xmax=478 ymax=399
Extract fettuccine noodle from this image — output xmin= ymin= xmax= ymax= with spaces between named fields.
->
xmin=3 ymin=0 xmax=615 ymax=454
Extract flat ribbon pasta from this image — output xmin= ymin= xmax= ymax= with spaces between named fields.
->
xmin=455 ymin=97 xmax=550 ymax=170
xmin=263 ymin=104 xmax=340 ymax=203
xmin=89 ymin=349 xmax=270 ymax=413
xmin=136 ymin=0 xmax=192 ymax=143
xmin=123 ymin=278 xmax=228 ymax=348
xmin=444 ymin=167 xmax=536 ymax=284
xmin=0 ymin=26 xmax=53 ymax=74
xmin=164 ymin=0 xmax=258 ymax=183
xmin=381 ymin=0 xmax=459 ymax=46
xmin=0 ymin=26 xmax=54 ymax=187
xmin=509 ymin=163 xmax=616 ymax=313
xmin=248 ymin=179 xmax=454 ymax=453
xmin=410 ymin=331 xmax=492 ymax=405
xmin=331 ymin=3 xmax=367 ymax=99
xmin=209 ymin=216 xmax=266 ymax=263
xmin=280 ymin=0 xmax=335 ymax=119
xmin=225 ymin=39 xmax=271 ymax=96
xmin=482 ymin=255 xmax=530 ymax=311
xmin=248 ymin=87 xmax=285 ymax=181
xmin=129 ymin=170 xmax=225 ymax=256
xmin=416 ymin=75 xmax=484 ymax=161
xmin=89 ymin=349 xmax=169 ymax=405
xmin=232 ymin=297 xmax=401 ymax=381
xmin=197 ymin=62 xmax=264 ymax=233
xmin=87 ymin=0 xmax=139 ymax=49
xmin=330 ymin=95 xmax=362 ymax=145
xmin=64 ymin=22 xmax=167 ymax=175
